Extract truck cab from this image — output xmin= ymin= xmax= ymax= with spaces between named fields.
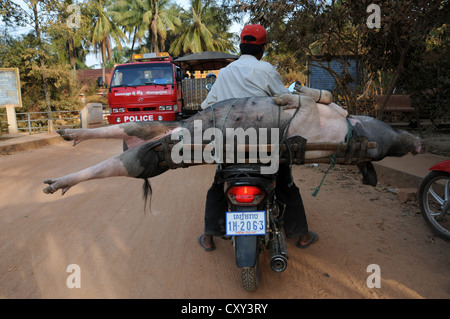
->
xmin=108 ymin=52 xmax=181 ymax=124
xmin=107 ymin=51 xmax=238 ymax=124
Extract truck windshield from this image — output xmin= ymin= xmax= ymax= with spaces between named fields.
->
xmin=110 ymin=63 xmax=173 ymax=88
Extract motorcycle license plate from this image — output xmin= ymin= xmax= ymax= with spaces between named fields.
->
xmin=226 ymin=211 xmax=266 ymax=236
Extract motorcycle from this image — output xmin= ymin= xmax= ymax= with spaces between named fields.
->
xmin=216 ymin=163 xmax=289 ymax=292
xmin=418 ymin=159 xmax=450 ymax=241
xmin=203 ymin=84 xmax=303 ymax=291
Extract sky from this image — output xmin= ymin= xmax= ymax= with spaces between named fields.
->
xmin=5 ymin=0 xmax=244 ymax=68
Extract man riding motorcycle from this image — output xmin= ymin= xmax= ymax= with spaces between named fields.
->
xmin=198 ymin=24 xmax=319 ymax=251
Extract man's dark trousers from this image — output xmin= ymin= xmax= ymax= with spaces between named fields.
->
xmin=203 ymin=163 xmax=308 ymax=238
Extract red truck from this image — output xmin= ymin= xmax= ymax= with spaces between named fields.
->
xmin=107 ymin=51 xmax=237 ymax=124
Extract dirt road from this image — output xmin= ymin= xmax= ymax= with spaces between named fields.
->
xmin=0 ymin=138 xmax=449 ymax=299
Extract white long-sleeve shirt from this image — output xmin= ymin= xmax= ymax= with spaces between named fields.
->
xmin=201 ymin=54 xmax=289 ymax=109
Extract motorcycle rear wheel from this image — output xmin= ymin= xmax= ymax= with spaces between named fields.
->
xmin=240 ymin=256 xmax=260 ymax=292
xmin=418 ymin=171 xmax=450 ymax=241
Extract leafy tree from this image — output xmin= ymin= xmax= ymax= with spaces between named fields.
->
xmin=109 ymin=0 xmax=182 ymax=53
xmin=104 ymin=46 xmax=128 ymax=67
xmin=402 ymin=22 xmax=450 ymax=125
xmin=0 ymin=33 xmax=44 ymax=112
xmin=47 ymin=0 xmax=90 ymax=79
xmin=345 ymin=0 xmax=449 ymax=119
xmin=86 ymin=0 xmax=126 ymax=85
xmin=141 ymin=0 xmax=182 ymax=52
xmin=0 ymin=32 xmax=75 ymax=112
xmin=169 ymin=0 xmax=235 ymax=56
xmin=234 ymin=0 xmax=449 ymax=119
xmin=0 ymin=1 xmax=82 ymax=116
xmin=234 ymin=0 xmax=365 ymax=113
xmin=0 ymin=0 xmax=24 ymax=27
xmin=8 ymin=0 xmax=60 ymax=130
xmin=108 ymin=0 xmax=147 ymax=52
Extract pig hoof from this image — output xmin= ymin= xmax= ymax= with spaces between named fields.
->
xmin=43 ymin=179 xmax=70 ymax=195
xmin=362 ymin=174 xmax=377 ymax=187
xmin=357 ymin=163 xmax=378 ymax=187
xmin=43 ymin=179 xmax=56 ymax=194
xmin=272 ymin=97 xmax=284 ymax=105
xmin=56 ymin=129 xmax=81 ymax=146
xmin=56 ymin=129 xmax=72 ymax=141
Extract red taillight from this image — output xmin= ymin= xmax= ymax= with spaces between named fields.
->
xmin=227 ymin=186 xmax=265 ymax=205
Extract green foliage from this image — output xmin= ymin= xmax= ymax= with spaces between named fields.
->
xmin=0 ymin=31 xmax=80 ymax=113
xmin=169 ymin=0 xmax=235 ymax=56
xmin=3 ymin=0 xmax=446 ymax=125
xmin=0 ymin=0 xmax=236 ymax=116
xmin=234 ymin=0 xmax=449 ymax=119
xmin=0 ymin=0 xmax=24 ymax=27
xmin=87 ymin=0 xmax=126 ymax=63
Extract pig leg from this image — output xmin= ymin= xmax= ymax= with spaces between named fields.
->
xmin=57 ymin=121 xmax=179 ymax=149
xmin=357 ymin=162 xmax=378 ymax=186
xmin=43 ymin=138 xmax=168 ymax=195
xmin=57 ymin=125 xmax=130 ymax=146
xmin=43 ymin=155 xmax=129 ymax=195
xmin=293 ymin=82 xmax=333 ymax=105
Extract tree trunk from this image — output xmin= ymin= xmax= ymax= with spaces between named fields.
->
xmin=131 ymin=27 xmax=137 ymax=53
xmin=32 ymin=1 xmax=53 ymax=132
xmin=102 ymin=40 xmax=106 ymax=85
xmin=151 ymin=9 xmax=159 ymax=52
xmin=377 ymin=27 xmax=410 ymax=120
xmin=68 ymin=37 xmax=77 ymax=81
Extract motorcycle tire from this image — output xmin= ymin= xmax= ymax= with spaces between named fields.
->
xmin=418 ymin=171 xmax=450 ymax=242
xmin=241 ymin=257 xmax=260 ymax=292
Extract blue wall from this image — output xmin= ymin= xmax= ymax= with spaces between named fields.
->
xmin=308 ymin=57 xmax=358 ymax=92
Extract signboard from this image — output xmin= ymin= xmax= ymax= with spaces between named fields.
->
xmin=0 ymin=68 xmax=22 ymax=107
xmin=0 ymin=68 xmax=22 ymax=134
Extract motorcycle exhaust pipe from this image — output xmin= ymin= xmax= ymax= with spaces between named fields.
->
xmin=269 ymin=232 xmax=288 ymax=273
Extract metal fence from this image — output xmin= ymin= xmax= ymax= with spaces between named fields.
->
xmin=20 ymin=110 xmax=80 ymax=133
xmin=0 ymin=108 xmax=109 ymax=134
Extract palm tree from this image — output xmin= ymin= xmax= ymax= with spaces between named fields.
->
xmin=108 ymin=0 xmax=144 ymax=53
xmin=169 ymin=0 xmax=234 ymax=56
xmin=110 ymin=0 xmax=181 ymax=53
xmin=87 ymin=0 xmax=126 ymax=84
xmin=141 ymin=0 xmax=181 ymax=52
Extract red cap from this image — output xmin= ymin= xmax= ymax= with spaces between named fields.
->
xmin=240 ymin=24 xmax=267 ymax=45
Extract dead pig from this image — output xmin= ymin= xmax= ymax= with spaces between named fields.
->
xmin=43 ymin=94 xmax=421 ymax=195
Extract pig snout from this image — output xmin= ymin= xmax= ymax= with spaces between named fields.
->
xmin=400 ymin=131 xmax=421 ymax=156
xmin=413 ymin=138 xmax=422 ymax=155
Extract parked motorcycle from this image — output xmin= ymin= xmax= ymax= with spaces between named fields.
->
xmin=216 ymin=164 xmax=288 ymax=292
xmin=418 ymin=159 xmax=450 ymax=241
